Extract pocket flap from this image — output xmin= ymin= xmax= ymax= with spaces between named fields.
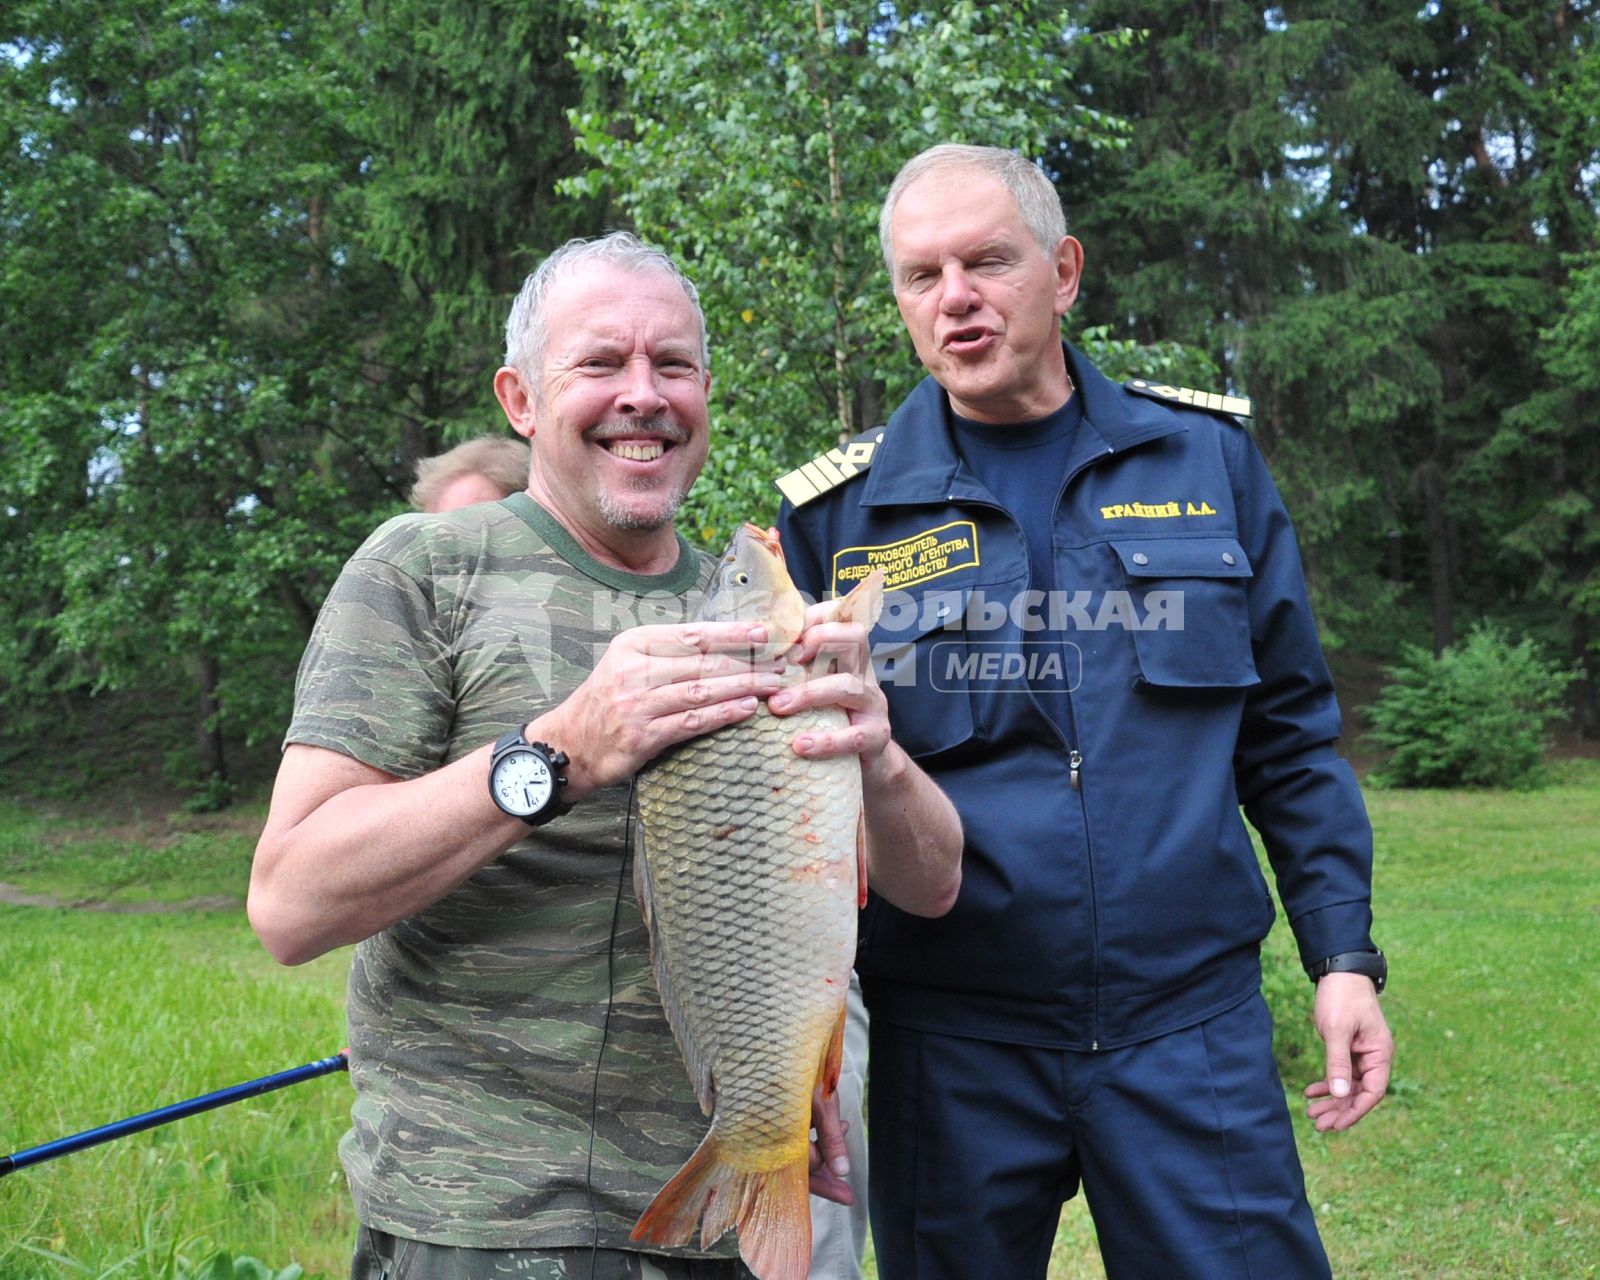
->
xmin=871 ymin=584 xmax=974 ymax=651
xmin=1111 ymin=537 xmax=1253 ymax=579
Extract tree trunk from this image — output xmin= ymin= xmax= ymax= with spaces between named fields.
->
xmin=1419 ymin=459 xmax=1454 ymax=655
xmin=195 ymin=653 xmax=228 ymax=785
xmin=1572 ymin=615 xmax=1600 ymax=740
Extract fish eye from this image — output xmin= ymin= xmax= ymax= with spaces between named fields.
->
xmin=732 ymin=572 xmax=750 ymax=585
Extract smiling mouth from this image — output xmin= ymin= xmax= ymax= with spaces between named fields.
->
xmin=589 ymin=415 xmax=688 ymax=462
xmin=604 ymin=440 xmax=667 ymax=462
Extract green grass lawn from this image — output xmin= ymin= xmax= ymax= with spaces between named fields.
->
xmin=2 ymin=765 xmax=1597 ymax=1278
xmin=0 ymin=903 xmax=352 ymax=1277
xmin=0 ymin=802 xmax=261 ymax=907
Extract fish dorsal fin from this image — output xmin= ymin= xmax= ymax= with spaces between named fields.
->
xmin=774 ymin=426 xmax=886 ymax=508
xmin=1125 ymin=378 xmax=1252 ymax=419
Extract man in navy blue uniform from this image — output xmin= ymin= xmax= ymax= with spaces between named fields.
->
xmin=774 ymin=144 xmax=1394 ymax=1278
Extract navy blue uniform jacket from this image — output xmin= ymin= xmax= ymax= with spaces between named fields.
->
xmin=776 ymin=345 xmax=1375 ymax=1050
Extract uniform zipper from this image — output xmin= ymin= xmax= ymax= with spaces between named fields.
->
xmin=952 ymin=439 xmax=1122 ymax=1051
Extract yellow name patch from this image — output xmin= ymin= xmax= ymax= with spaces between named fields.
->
xmin=832 ymin=521 xmax=980 ymax=594
xmin=1100 ymin=500 xmax=1217 ymax=519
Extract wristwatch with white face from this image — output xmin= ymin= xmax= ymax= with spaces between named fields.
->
xmin=487 ymin=729 xmax=571 ymax=826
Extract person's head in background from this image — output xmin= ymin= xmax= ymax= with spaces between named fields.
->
xmin=409 ymin=436 xmax=532 ymax=513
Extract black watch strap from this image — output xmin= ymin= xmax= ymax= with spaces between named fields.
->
xmin=524 ymin=740 xmax=572 ymax=826
xmin=1308 ymin=948 xmax=1387 ymax=994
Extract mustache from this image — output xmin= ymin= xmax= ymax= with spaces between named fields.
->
xmin=585 ymin=416 xmax=690 ymax=445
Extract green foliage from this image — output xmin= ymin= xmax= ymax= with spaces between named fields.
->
xmin=181 ymin=1251 xmax=306 ymax=1280
xmin=1364 ymin=625 xmax=1575 ymax=789
xmin=346 ymin=0 xmax=603 ymax=440
xmin=16 ymin=1231 xmax=311 ymax=1280
xmin=0 ymin=0 xmax=604 ymax=801
xmin=1064 ymin=1 xmax=1600 ymax=685
xmin=564 ymin=0 xmax=1138 ymax=543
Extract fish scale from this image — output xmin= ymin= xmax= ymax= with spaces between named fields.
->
xmin=638 ymin=699 xmax=857 ymax=1160
xmin=630 ymin=522 xmax=881 ymax=1280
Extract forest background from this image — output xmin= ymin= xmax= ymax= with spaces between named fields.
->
xmin=4 ymin=6 xmax=1597 ymax=1276
xmin=2 ymin=0 xmax=1598 ymax=804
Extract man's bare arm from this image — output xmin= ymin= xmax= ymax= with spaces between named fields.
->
xmin=249 ymin=621 xmax=781 ymax=965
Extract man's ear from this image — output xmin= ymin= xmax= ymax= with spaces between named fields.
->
xmin=494 ymin=366 xmax=538 ymax=440
xmin=1052 ymin=235 xmax=1085 ymax=318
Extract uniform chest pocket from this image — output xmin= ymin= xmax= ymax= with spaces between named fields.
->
xmin=868 ymin=585 xmax=980 ymax=759
xmin=1110 ymin=537 xmax=1260 ymax=689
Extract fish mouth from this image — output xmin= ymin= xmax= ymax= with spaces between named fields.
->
xmin=741 ymin=522 xmax=785 ymax=561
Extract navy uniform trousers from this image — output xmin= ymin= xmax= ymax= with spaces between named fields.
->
xmin=866 ymin=993 xmax=1332 ymax=1280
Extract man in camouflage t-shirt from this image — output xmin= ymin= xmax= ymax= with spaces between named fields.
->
xmin=249 ymin=233 xmax=963 ymax=1279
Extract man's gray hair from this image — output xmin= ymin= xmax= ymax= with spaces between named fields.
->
xmin=879 ymin=144 xmax=1067 ymax=273
xmin=503 ymin=231 xmax=709 ymax=377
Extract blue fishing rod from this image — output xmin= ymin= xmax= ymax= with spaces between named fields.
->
xmin=0 ymin=1049 xmax=348 ymax=1179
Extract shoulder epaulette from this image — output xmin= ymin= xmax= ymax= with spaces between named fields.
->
xmin=1126 ymin=378 xmax=1252 ymax=420
xmin=774 ymin=425 xmax=887 ymax=507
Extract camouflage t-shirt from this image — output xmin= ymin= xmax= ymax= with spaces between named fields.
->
xmin=286 ymin=493 xmax=724 ymax=1251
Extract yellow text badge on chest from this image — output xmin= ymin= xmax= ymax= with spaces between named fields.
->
xmin=831 ymin=521 xmax=980 ymax=595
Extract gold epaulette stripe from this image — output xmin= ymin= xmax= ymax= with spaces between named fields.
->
xmin=774 ymin=434 xmax=882 ymax=507
xmin=1126 ymin=378 xmax=1252 ymax=419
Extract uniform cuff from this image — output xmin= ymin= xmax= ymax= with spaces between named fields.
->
xmin=1289 ymin=902 xmax=1375 ymax=976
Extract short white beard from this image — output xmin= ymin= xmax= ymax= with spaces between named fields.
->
xmin=596 ymin=476 xmax=689 ymax=532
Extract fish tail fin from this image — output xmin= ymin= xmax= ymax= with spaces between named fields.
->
xmin=632 ymin=1129 xmax=813 ymax=1280
xmin=631 ymin=1129 xmax=727 ymax=1249
xmin=731 ymin=1157 xmax=811 ymax=1280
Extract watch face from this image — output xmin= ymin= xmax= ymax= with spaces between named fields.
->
xmin=492 ymin=749 xmax=554 ymax=817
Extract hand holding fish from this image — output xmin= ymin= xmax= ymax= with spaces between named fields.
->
xmin=766 ymin=603 xmax=891 ymax=768
xmin=807 ymin=1081 xmax=853 ymax=1206
xmin=770 ymin=598 xmax=962 ymax=923
xmin=539 ymin=620 xmax=788 ymax=798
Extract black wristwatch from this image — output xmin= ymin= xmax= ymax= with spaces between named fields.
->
xmin=1308 ymin=948 xmax=1387 ymax=995
xmin=487 ymin=728 xmax=571 ymax=826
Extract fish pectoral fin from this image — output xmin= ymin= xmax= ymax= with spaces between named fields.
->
xmin=818 ymin=995 xmax=847 ymax=1100
xmin=834 ymin=567 xmax=885 ymax=630
xmin=633 ymin=1133 xmax=813 ymax=1280
xmin=856 ymin=809 xmax=868 ymax=910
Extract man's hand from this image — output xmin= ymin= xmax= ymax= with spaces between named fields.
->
xmin=808 ymin=1079 xmax=854 ymax=1205
xmin=765 ymin=604 xmax=891 ymax=774
xmin=1304 ymin=972 xmax=1394 ymax=1132
xmin=769 ymin=601 xmax=962 ymax=919
xmin=542 ymin=621 xmax=785 ymax=797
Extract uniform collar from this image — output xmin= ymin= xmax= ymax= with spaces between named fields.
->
xmin=860 ymin=343 xmax=1189 ymax=507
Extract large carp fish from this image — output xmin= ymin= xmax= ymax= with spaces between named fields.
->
xmin=631 ymin=523 xmax=883 ymax=1280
